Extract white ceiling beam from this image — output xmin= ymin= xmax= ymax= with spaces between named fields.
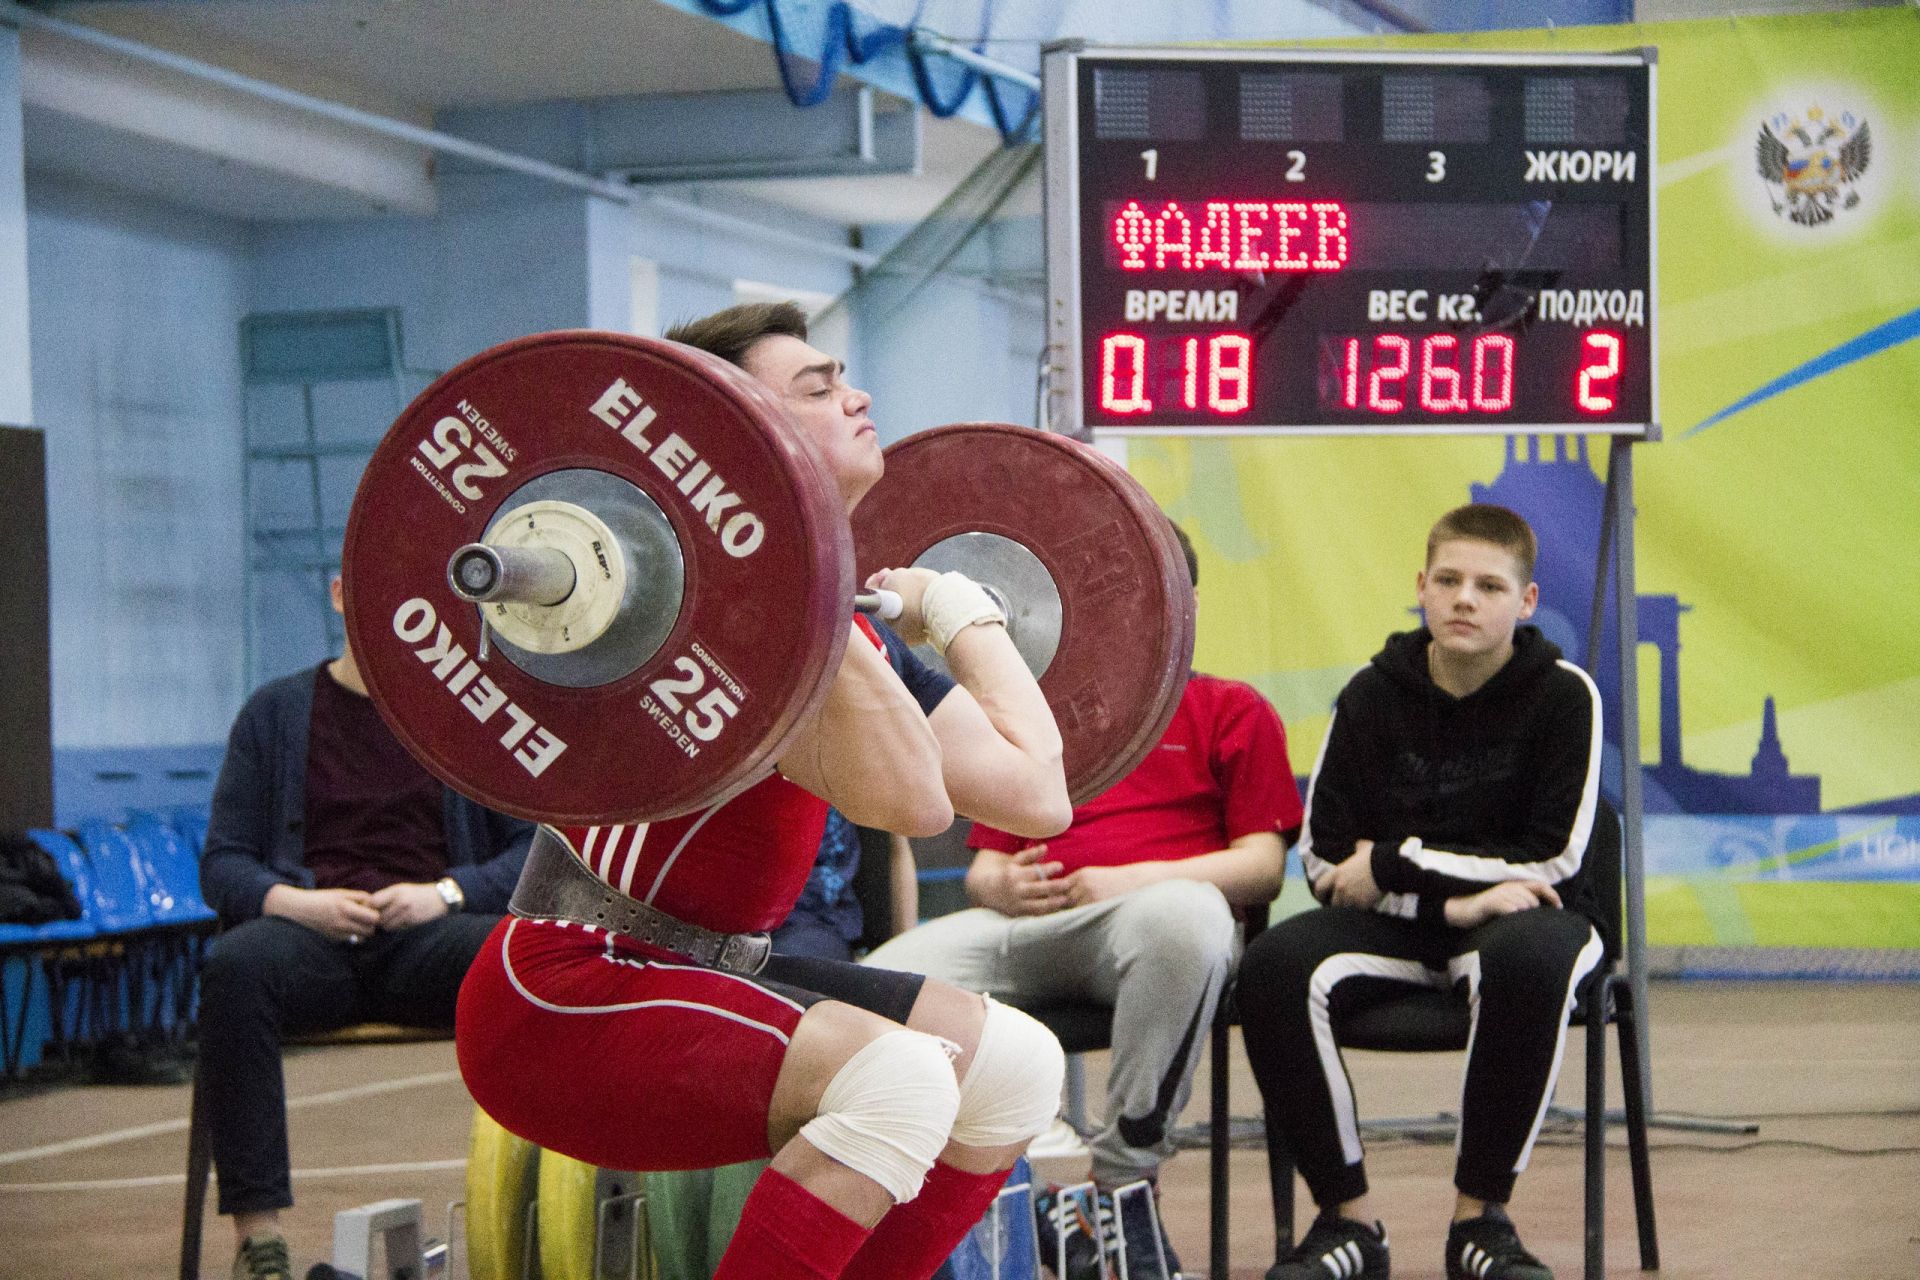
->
xmin=10 ymin=9 xmax=438 ymax=216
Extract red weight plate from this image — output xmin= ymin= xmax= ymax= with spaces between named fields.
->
xmin=851 ymin=423 xmax=1196 ymax=805
xmin=343 ymin=331 xmax=852 ymax=826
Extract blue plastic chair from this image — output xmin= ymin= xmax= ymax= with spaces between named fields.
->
xmin=124 ymin=815 xmax=217 ymax=926
xmin=168 ymin=806 xmax=211 ymax=859
xmin=1 ymin=832 xmax=99 ymax=1076
xmin=117 ymin=818 xmax=219 ymax=1046
xmin=74 ymin=821 xmax=158 ymax=935
xmin=74 ymin=820 xmax=169 ymax=1044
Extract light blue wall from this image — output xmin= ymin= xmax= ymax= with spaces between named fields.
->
xmin=859 ymin=275 xmax=1047 ymax=441
xmin=852 ymin=211 xmax=1048 ymax=441
xmin=603 ymin=192 xmax=858 ymax=334
xmin=248 ymin=175 xmax=596 ymax=373
xmin=20 ymin=149 xmax=1013 ymax=760
xmin=26 ymin=175 xmax=250 ymax=750
xmin=1 ymin=29 xmax=30 ymax=425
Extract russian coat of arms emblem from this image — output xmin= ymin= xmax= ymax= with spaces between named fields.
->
xmin=1755 ymin=106 xmax=1871 ymax=226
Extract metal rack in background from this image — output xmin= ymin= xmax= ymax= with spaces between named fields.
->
xmin=239 ymin=309 xmax=436 ymax=688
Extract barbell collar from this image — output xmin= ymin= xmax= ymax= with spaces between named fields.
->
xmin=448 ymin=543 xmax=578 ymax=607
xmin=853 ymin=588 xmax=904 ymax=621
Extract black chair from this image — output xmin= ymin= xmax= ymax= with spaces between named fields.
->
xmin=1019 ymin=906 xmax=1268 ymax=1280
xmin=1263 ymin=803 xmax=1658 ymax=1280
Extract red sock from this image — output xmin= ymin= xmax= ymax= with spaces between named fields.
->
xmin=712 ymin=1165 xmax=873 ymax=1280
xmin=838 ymin=1161 xmax=1013 ymax=1280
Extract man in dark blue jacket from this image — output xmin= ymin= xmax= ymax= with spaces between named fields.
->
xmin=199 ymin=574 xmax=532 ymax=1280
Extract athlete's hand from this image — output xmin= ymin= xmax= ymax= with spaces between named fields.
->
xmin=1444 ymin=880 xmax=1562 ymax=929
xmin=967 ymin=844 xmax=1072 ymax=917
xmin=1059 ymin=862 xmax=1151 ymax=907
xmin=371 ymin=882 xmax=450 ymax=931
xmin=1318 ymin=840 xmax=1383 ymax=910
xmin=263 ymin=884 xmax=380 ymax=943
xmin=865 ymin=567 xmax=938 ymax=648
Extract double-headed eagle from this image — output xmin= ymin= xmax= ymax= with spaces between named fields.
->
xmin=1756 ymin=107 xmax=1871 ymax=226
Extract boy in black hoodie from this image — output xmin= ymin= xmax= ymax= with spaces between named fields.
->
xmin=1239 ymin=504 xmax=1606 ymax=1280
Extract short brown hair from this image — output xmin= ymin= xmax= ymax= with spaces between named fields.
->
xmin=665 ymin=301 xmax=809 ymax=369
xmin=1426 ymin=503 xmax=1537 ymax=582
xmin=1170 ymin=521 xmax=1198 ymax=588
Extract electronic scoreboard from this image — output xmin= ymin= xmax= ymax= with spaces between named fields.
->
xmin=1041 ymin=46 xmax=1656 ymax=436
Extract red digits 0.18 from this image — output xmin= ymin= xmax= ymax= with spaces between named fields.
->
xmin=1101 ymin=332 xmax=1253 ymax=416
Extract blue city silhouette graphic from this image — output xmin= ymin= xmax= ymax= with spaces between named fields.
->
xmin=1472 ymin=436 xmax=1917 ymax=818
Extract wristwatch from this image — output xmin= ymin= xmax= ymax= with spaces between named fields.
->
xmin=434 ymin=876 xmax=466 ymax=913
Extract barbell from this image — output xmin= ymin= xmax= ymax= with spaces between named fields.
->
xmin=342 ymin=331 xmax=1194 ymax=826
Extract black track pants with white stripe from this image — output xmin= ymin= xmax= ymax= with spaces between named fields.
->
xmin=1237 ymin=905 xmax=1603 ymax=1208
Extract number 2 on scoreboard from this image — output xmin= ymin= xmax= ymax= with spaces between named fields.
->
xmin=1576 ymin=332 xmax=1622 ymax=413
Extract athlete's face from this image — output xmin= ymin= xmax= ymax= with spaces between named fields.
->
xmin=1418 ymin=538 xmax=1538 ymax=661
xmin=741 ymin=334 xmax=882 ymax=511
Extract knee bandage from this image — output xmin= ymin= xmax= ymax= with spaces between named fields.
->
xmin=799 ymin=1029 xmax=960 ymax=1204
xmin=949 ymin=997 xmax=1067 ymax=1149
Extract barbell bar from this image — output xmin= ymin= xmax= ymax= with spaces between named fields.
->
xmin=447 ymin=539 xmax=903 ymax=621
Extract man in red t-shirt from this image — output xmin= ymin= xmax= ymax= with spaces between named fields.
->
xmin=867 ymin=525 xmax=1303 ymax=1277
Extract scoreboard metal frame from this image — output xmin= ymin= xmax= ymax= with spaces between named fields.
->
xmin=1042 ymin=44 xmax=1659 ymax=438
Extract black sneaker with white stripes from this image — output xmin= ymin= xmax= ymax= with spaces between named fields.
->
xmin=1266 ymin=1210 xmax=1389 ymax=1280
xmin=1445 ymin=1206 xmax=1553 ymax=1280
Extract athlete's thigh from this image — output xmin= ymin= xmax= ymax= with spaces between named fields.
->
xmin=761 ymin=951 xmax=969 ymax=1150
xmin=458 ymin=917 xmax=817 ymax=1173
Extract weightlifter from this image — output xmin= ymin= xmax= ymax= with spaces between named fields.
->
xmin=454 ymin=301 xmax=1075 ymax=1280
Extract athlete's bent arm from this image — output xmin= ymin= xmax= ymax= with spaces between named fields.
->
xmin=929 ymin=622 xmax=1071 ymax=839
xmin=866 ymin=564 xmax=1070 ymax=839
xmin=779 ymin=622 xmax=952 ymax=837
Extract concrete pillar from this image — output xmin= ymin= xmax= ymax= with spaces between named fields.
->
xmin=0 ymin=25 xmax=31 ymax=424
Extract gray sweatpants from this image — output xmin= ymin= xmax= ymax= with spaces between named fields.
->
xmin=865 ymin=877 xmax=1236 ymax=1187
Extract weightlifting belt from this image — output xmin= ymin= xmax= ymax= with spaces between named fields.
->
xmin=509 ymin=831 xmax=773 ymax=975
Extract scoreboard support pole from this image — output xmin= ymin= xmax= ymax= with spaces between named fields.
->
xmin=1590 ymin=435 xmax=1654 ymax=1122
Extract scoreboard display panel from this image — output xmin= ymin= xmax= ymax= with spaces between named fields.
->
xmin=1041 ymin=46 xmax=1656 ymax=436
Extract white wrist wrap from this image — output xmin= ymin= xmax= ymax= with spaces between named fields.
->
xmin=921 ymin=571 xmax=1006 ymax=656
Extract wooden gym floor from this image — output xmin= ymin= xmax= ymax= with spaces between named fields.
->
xmin=1 ymin=980 xmax=1916 ymax=1280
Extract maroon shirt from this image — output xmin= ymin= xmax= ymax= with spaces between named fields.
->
xmin=303 ymin=664 xmax=450 ymax=893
